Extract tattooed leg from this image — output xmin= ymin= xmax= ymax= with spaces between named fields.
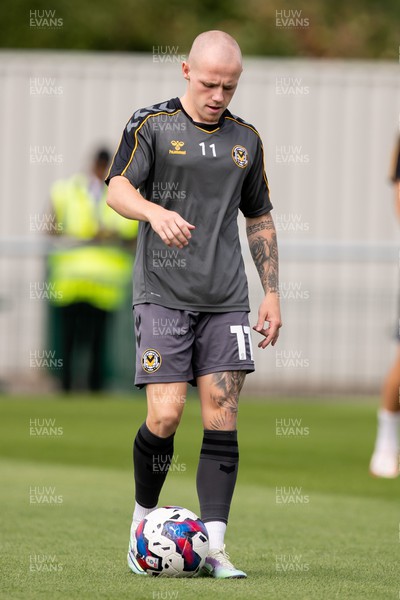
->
xmin=196 ymin=372 xmax=243 ymax=525
xmin=198 ymin=371 xmax=246 ymax=431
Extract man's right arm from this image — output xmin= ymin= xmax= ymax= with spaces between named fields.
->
xmin=107 ymin=176 xmax=194 ymax=249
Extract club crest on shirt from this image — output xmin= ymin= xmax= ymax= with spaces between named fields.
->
xmin=169 ymin=140 xmax=186 ymax=155
xmin=141 ymin=349 xmax=162 ymax=373
xmin=231 ymin=145 xmax=248 ymax=168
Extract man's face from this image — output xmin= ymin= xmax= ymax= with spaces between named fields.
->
xmin=182 ymin=60 xmax=242 ymax=124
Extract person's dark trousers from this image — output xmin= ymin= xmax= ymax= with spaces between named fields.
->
xmin=59 ymin=302 xmax=109 ymax=392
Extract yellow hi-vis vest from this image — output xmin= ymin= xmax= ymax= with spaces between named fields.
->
xmin=48 ymin=174 xmax=138 ymax=311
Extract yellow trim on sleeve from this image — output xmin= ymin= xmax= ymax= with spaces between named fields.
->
xmin=225 ymin=116 xmax=270 ymax=193
xmin=258 ymin=141 xmax=270 ymax=194
xmin=121 ymin=109 xmax=182 ymax=177
xmin=105 ymin=130 xmax=124 ymax=181
xmin=225 ymin=116 xmax=260 ymax=137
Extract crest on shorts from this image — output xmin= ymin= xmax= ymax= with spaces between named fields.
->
xmin=231 ymin=145 xmax=248 ymax=168
xmin=141 ymin=349 xmax=162 ymax=373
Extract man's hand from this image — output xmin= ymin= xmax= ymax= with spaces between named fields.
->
xmin=253 ymin=293 xmax=282 ymax=348
xmin=107 ymin=177 xmax=195 ymax=249
xmin=148 ymin=205 xmax=195 ymax=249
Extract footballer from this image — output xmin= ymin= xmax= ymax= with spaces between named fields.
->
xmin=369 ymin=137 xmax=400 ymax=478
xmin=106 ymin=30 xmax=282 ymax=578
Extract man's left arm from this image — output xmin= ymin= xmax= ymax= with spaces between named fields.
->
xmin=246 ymin=212 xmax=282 ymax=348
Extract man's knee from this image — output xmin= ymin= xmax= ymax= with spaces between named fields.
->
xmin=146 ymin=383 xmax=187 ymax=436
xmin=147 ymin=410 xmax=182 ymax=435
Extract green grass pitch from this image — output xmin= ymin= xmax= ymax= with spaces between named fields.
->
xmin=0 ymin=394 xmax=398 ymax=599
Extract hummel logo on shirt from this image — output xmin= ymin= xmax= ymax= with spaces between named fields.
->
xmin=169 ymin=140 xmax=186 ymax=155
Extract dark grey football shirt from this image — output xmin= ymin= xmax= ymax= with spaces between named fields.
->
xmin=106 ymin=97 xmax=272 ymax=312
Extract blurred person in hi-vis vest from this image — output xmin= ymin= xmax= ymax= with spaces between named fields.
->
xmin=47 ymin=148 xmax=138 ymax=392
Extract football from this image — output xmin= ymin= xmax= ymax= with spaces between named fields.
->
xmin=133 ymin=506 xmax=209 ymax=577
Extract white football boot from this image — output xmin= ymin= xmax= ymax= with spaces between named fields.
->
xmin=202 ymin=545 xmax=247 ymax=579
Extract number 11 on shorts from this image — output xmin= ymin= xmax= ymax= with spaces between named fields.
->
xmin=230 ymin=325 xmax=254 ymax=361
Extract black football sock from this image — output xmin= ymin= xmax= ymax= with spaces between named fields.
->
xmin=196 ymin=429 xmax=239 ymax=524
xmin=133 ymin=422 xmax=175 ymax=508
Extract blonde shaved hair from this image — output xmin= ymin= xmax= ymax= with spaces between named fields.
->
xmin=187 ymin=30 xmax=242 ymax=70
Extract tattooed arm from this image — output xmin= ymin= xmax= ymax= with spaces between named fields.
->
xmin=246 ymin=212 xmax=282 ymax=348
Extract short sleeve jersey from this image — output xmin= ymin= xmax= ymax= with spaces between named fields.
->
xmin=106 ymin=97 xmax=272 ymax=312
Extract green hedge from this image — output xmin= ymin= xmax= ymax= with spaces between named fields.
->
xmin=1 ymin=0 xmax=399 ymax=58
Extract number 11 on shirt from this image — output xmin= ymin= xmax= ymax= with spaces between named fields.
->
xmin=199 ymin=142 xmax=217 ymax=157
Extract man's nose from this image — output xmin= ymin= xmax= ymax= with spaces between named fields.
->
xmin=211 ymin=87 xmax=224 ymax=103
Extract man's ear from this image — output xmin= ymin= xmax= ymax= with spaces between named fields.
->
xmin=182 ymin=62 xmax=190 ymax=80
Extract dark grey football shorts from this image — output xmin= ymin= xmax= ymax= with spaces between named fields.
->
xmin=133 ymin=303 xmax=255 ymax=387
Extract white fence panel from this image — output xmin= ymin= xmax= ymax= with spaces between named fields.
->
xmin=0 ymin=52 xmax=399 ymax=393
